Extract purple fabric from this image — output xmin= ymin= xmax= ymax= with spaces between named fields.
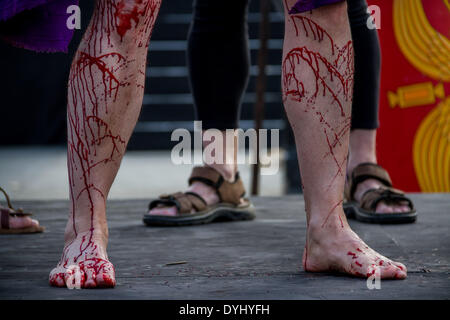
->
xmin=0 ymin=0 xmax=79 ymax=53
xmin=289 ymin=0 xmax=344 ymax=14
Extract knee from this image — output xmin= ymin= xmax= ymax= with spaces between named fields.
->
xmin=114 ymin=0 xmax=162 ymax=20
xmin=322 ymin=2 xmax=348 ymax=26
xmin=113 ymin=0 xmax=162 ymax=38
xmin=117 ymin=0 xmax=161 ymax=8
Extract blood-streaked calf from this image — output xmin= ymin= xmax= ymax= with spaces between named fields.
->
xmin=50 ymin=0 xmax=162 ymax=289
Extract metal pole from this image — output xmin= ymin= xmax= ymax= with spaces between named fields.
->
xmin=251 ymin=0 xmax=271 ymax=195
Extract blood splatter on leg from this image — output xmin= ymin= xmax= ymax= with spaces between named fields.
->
xmin=49 ymin=0 xmax=162 ymax=289
xmin=281 ymin=0 xmax=406 ymax=279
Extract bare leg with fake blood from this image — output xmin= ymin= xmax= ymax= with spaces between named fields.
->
xmin=49 ymin=0 xmax=161 ymax=288
xmin=282 ymin=0 xmax=406 ymax=279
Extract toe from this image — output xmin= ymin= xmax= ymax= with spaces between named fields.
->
xmin=380 ymin=264 xmax=407 ymax=279
xmin=64 ymin=265 xmax=85 ymax=289
xmin=148 ymin=206 xmax=178 ymax=216
xmin=82 ymin=267 xmax=97 ymax=288
xmin=95 ymin=262 xmax=116 ymax=288
xmin=392 ymin=261 xmax=407 ymax=273
xmin=376 ymin=203 xmax=394 ymax=213
xmin=50 ymin=274 xmax=65 ymax=287
xmin=9 ymin=216 xmax=37 ymax=229
xmin=401 ymin=205 xmax=410 ymax=212
xmin=394 ymin=268 xmax=407 ymax=279
xmin=49 ymin=268 xmax=66 ymax=287
xmin=31 ymin=219 xmax=40 ymax=227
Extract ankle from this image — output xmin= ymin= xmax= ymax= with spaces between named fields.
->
xmin=64 ymin=229 xmax=108 ymax=251
xmin=205 ymin=163 xmax=237 ymax=182
xmin=64 ymin=215 xmax=108 ymax=244
xmin=348 ymin=129 xmax=377 ymax=174
xmin=307 ymin=208 xmax=349 ymax=238
xmin=347 ymin=155 xmax=377 ymax=175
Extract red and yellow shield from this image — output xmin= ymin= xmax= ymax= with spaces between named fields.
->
xmin=371 ymin=0 xmax=450 ymax=192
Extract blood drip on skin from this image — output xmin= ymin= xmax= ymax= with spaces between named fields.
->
xmin=321 ymin=118 xmax=351 ymax=192
xmin=367 ymin=268 xmax=376 ymax=276
xmin=342 ymin=247 xmax=403 ymax=278
xmin=67 ymin=50 xmax=126 ymax=243
xmin=282 ymin=46 xmax=352 ymax=116
xmin=321 ymin=199 xmax=343 ymax=227
xmin=51 ymin=0 xmax=161 ymax=288
xmin=85 ymin=0 xmax=161 ymax=54
xmin=290 ymin=15 xmax=335 ymax=55
xmin=325 ymin=153 xmax=348 ymax=192
xmin=334 ymin=41 xmax=353 ymax=74
xmin=282 ymin=47 xmax=352 ymax=189
xmin=282 ymin=14 xmax=354 ymax=228
xmin=319 ymin=114 xmax=351 ymax=193
xmin=324 ymin=128 xmax=344 ymax=178
xmin=114 ymin=0 xmax=161 ymax=46
xmin=303 ymin=243 xmax=308 ymax=270
xmin=52 ymin=49 xmax=124 ymax=287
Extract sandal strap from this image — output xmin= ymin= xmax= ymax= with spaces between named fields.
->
xmin=360 ymin=187 xmax=414 ymax=212
xmin=0 ymin=186 xmax=15 ymax=211
xmin=188 ymin=166 xmax=245 ymax=205
xmin=0 ymin=186 xmax=28 ymax=214
xmin=348 ymin=163 xmax=392 ymax=201
xmin=1 ymin=208 xmax=10 ymax=229
xmin=149 ymin=191 xmax=207 ymax=214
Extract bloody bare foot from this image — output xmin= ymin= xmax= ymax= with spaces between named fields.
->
xmin=303 ymin=211 xmax=407 ymax=279
xmin=49 ymin=230 xmax=115 ymax=288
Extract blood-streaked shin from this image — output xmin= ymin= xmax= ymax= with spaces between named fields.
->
xmin=52 ymin=0 xmax=162 ymax=288
xmin=282 ymin=13 xmax=354 ymax=226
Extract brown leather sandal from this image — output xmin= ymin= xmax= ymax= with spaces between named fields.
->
xmin=0 ymin=187 xmax=45 ymax=234
xmin=344 ymin=163 xmax=417 ymax=224
xmin=143 ymin=166 xmax=255 ymax=226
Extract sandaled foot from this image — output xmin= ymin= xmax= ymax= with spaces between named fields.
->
xmin=0 ymin=187 xmax=44 ymax=234
xmin=49 ymin=230 xmax=115 ymax=288
xmin=304 ymin=217 xmax=407 ymax=279
xmin=344 ymin=163 xmax=416 ymax=223
xmin=144 ymin=166 xmax=254 ymax=226
xmin=148 ymin=177 xmax=220 ymax=217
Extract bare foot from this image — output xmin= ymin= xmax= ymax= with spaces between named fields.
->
xmin=304 ymin=212 xmax=407 ymax=279
xmin=49 ymin=230 xmax=115 ymax=288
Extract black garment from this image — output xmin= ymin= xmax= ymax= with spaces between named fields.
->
xmin=187 ymin=0 xmax=251 ymax=130
xmin=187 ymin=0 xmax=380 ymax=130
xmin=347 ymin=0 xmax=381 ymax=129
